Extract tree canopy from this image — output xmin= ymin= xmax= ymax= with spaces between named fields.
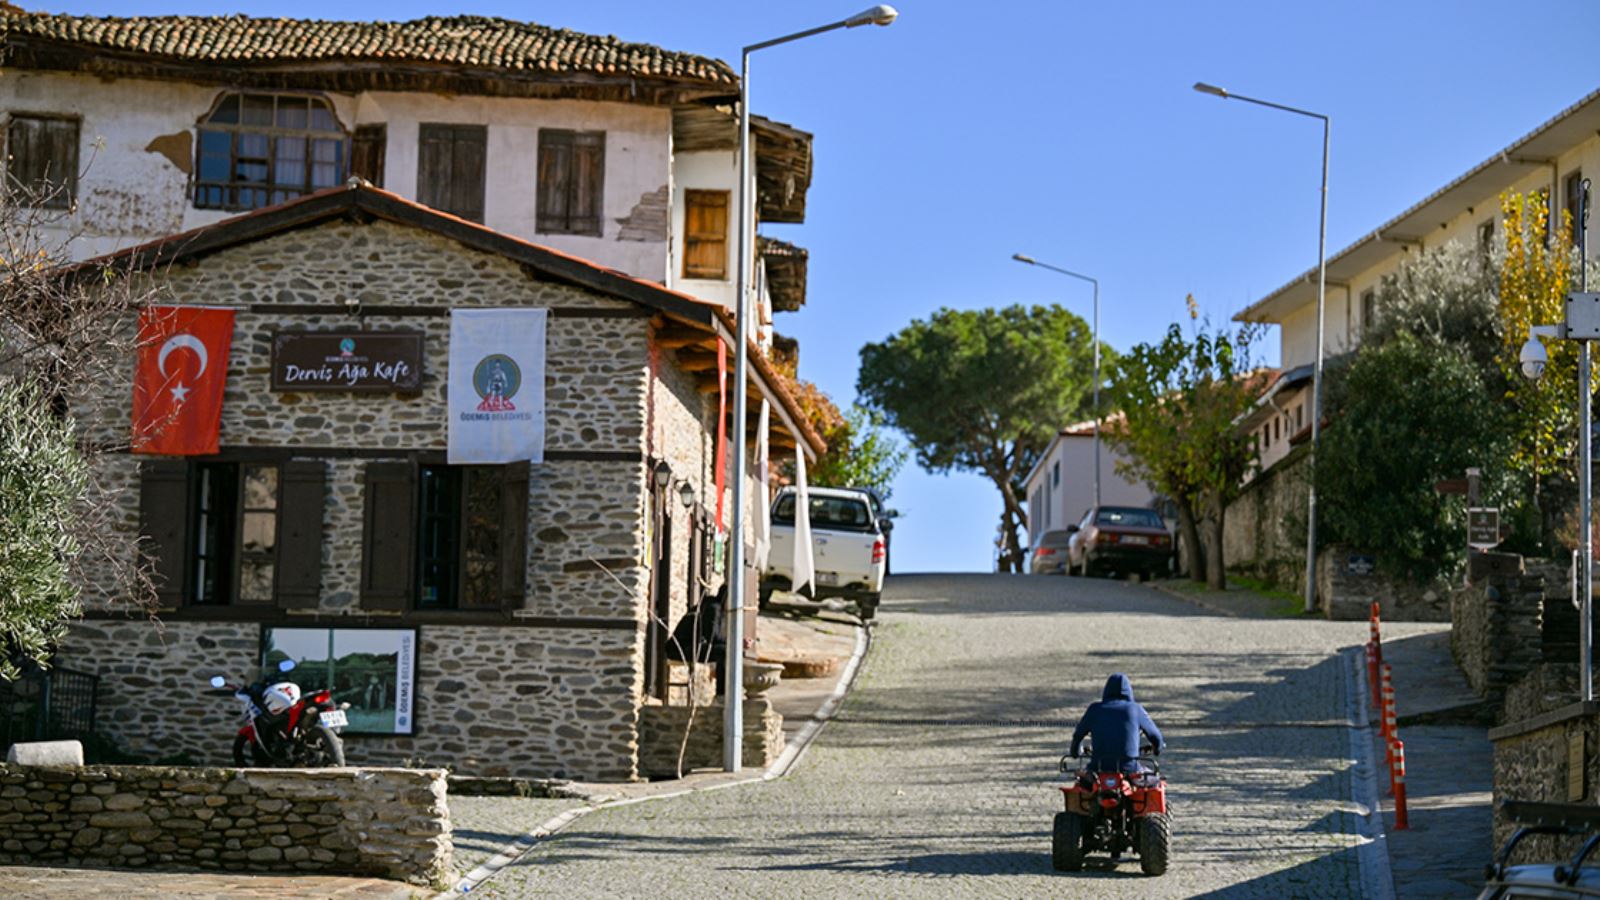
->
xmin=857 ymin=304 xmax=1104 ymax=571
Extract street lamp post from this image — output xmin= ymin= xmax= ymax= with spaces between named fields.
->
xmin=726 ymin=5 xmax=898 ymax=773
xmin=1194 ymin=81 xmax=1329 ymax=614
xmin=1012 ymin=254 xmax=1101 ymax=510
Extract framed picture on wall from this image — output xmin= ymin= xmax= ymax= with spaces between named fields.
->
xmin=261 ymin=626 xmax=417 ymax=735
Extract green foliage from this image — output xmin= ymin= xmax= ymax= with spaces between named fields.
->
xmin=1107 ymin=309 xmax=1261 ymax=587
xmin=1364 ymin=239 xmax=1503 ymax=373
xmin=1316 ymin=334 xmax=1512 ymax=581
xmin=0 ymin=379 xmax=87 ymax=680
xmin=857 ymin=304 xmax=1106 ymax=570
xmin=809 ymin=404 xmax=909 ymax=500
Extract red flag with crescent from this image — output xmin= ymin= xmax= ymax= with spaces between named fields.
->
xmin=131 ymin=306 xmax=235 ymax=455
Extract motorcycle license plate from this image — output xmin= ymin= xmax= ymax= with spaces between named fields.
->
xmin=319 ymin=709 xmax=348 ymax=729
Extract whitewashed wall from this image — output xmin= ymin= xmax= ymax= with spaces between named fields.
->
xmin=1025 ymin=434 xmax=1154 ymax=545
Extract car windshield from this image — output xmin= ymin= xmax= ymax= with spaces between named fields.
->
xmin=772 ymin=494 xmax=875 ymax=532
xmin=1095 ymin=508 xmax=1164 ymax=529
xmin=1039 ymin=530 xmax=1076 ymax=547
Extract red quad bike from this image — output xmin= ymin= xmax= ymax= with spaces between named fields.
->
xmin=1053 ymin=741 xmax=1170 ymax=876
xmin=210 ymin=659 xmax=349 ymax=768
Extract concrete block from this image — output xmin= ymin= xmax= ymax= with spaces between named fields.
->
xmin=5 ymin=741 xmax=84 ymax=767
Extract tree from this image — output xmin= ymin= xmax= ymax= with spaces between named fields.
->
xmin=1364 ymin=239 xmax=1502 ymax=373
xmin=0 ymin=379 xmax=87 ymax=680
xmin=857 ymin=305 xmax=1103 ymax=572
xmin=1107 ymin=302 xmax=1261 ymax=589
xmin=809 ymin=404 xmax=908 ymax=500
xmin=1498 ymin=189 xmax=1576 ymax=485
xmin=1316 ymin=333 xmax=1512 ymax=581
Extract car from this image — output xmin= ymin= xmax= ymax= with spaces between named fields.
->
xmin=845 ymin=486 xmax=897 ymax=574
xmin=1030 ymin=530 xmax=1076 ymax=575
xmin=763 ymin=486 xmax=887 ymax=620
xmin=1066 ymin=506 xmax=1174 ymax=580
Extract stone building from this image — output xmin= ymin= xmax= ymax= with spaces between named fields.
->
xmin=57 ymin=182 xmax=822 ymax=780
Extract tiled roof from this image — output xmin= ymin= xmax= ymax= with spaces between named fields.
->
xmin=0 ymin=13 xmax=737 ymax=87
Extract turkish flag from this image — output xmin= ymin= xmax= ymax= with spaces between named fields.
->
xmin=131 ymin=306 xmax=235 ymax=455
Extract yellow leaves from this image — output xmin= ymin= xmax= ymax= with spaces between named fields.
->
xmin=1499 ymin=185 xmax=1578 ymax=476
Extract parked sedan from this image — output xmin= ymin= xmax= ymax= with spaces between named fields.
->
xmin=1029 ymin=530 xmax=1076 ymax=575
xmin=1066 ymin=506 xmax=1174 ymax=580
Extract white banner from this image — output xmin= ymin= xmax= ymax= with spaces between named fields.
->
xmin=793 ymin=441 xmax=815 ymax=596
xmin=754 ymin=400 xmax=771 ymax=573
xmin=448 ymin=309 xmax=546 ymax=463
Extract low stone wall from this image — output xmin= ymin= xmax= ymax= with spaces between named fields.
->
xmin=1490 ymin=701 xmax=1600 ymax=860
xmin=1452 ymin=568 xmax=1543 ymax=701
xmin=0 ymin=765 xmax=450 ymax=887
xmin=1316 ymin=544 xmax=1454 ymax=621
xmin=637 ymin=698 xmax=784 ymax=778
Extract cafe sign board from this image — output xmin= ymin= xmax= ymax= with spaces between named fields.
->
xmin=1468 ymin=507 xmax=1501 ymax=550
xmin=271 ymin=330 xmax=423 ymax=393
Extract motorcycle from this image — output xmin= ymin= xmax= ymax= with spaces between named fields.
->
xmin=1052 ymin=739 xmax=1170 ymax=876
xmin=210 ymin=659 xmax=349 ymax=768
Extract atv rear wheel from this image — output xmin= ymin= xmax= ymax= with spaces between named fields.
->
xmin=1139 ymin=813 xmax=1170 ymax=876
xmin=1052 ymin=812 xmax=1086 ymax=872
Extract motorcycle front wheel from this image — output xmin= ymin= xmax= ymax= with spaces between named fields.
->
xmin=231 ymin=733 xmax=267 ymax=767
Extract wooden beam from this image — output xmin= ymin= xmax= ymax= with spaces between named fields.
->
xmin=656 ymin=327 xmax=714 ymax=349
xmin=676 ymin=352 xmax=719 ymax=372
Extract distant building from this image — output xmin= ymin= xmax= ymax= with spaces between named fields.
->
xmin=1022 ymin=417 xmax=1155 ymax=548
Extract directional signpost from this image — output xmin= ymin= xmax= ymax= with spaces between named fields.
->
xmin=1467 ymin=508 xmax=1501 ymax=550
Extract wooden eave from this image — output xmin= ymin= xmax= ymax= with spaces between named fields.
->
xmin=4 ymin=37 xmax=731 ymax=105
xmin=671 ymin=105 xmax=814 ymax=223
xmin=759 ymin=237 xmax=807 ymax=313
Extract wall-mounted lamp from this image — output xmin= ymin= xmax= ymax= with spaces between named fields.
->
xmin=676 ymin=479 xmax=696 ymax=510
xmin=651 ymin=460 xmax=672 ymax=491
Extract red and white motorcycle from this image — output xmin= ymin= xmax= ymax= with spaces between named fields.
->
xmin=210 ymin=659 xmax=349 ymax=768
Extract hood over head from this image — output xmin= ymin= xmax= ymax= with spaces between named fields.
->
xmin=1102 ymin=673 xmax=1133 ymax=703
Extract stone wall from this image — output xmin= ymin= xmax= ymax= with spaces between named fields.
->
xmin=1224 ymin=447 xmax=1309 ymax=591
xmin=1452 ymin=569 xmax=1544 ymax=702
xmin=1490 ymin=702 xmax=1600 ymax=860
xmin=637 ymin=698 xmax=785 ymax=778
xmin=0 ymin=764 xmax=450 ymax=887
xmin=1316 ymin=544 xmax=1453 ymax=621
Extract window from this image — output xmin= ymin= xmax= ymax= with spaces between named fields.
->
xmin=1567 ymin=170 xmax=1586 ymax=247
xmin=537 ymin=129 xmax=604 ymax=235
xmin=360 ymin=461 xmax=529 ymax=612
xmin=771 ymin=493 xmax=874 ymax=532
xmin=1053 ymin=461 xmax=1061 ymax=488
xmin=195 ymin=93 xmax=345 ymax=211
xmin=350 ymin=124 xmax=387 ymax=188
xmin=6 ymin=114 xmax=78 ymax=209
xmin=1478 ymin=219 xmax=1495 ymax=257
xmin=139 ymin=459 xmax=325 ymax=609
xmin=1360 ymin=289 xmax=1377 ymax=332
xmin=682 ymin=189 xmax=729 ymax=279
xmin=417 ymin=124 xmax=486 ymax=222
xmin=1094 ymin=508 xmax=1164 ymax=528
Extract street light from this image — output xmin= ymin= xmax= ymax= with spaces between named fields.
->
xmin=726 ymin=6 xmax=898 ymax=773
xmin=1194 ymin=80 xmax=1330 ymax=614
xmin=1012 ymin=253 xmax=1102 ymax=510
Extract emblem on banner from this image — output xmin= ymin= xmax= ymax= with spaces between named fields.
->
xmin=339 ymin=337 xmax=356 ymax=358
xmin=473 ymin=354 xmax=522 ymax=412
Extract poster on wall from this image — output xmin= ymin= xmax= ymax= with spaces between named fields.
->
xmin=261 ymin=627 xmax=417 ymax=735
xmin=447 ymin=308 xmax=546 ymax=464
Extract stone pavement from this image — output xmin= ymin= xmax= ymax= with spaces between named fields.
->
xmin=468 ymin=573 xmax=1443 ymax=898
xmin=0 ymin=865 xmax=422 ymax=898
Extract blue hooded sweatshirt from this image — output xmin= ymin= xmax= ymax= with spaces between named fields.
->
xmin=1070 ymin=673 xmax=1166 ymax=773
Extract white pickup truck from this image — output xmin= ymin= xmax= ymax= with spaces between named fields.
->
xmin=761 ymin=486 xmax=887 ymax=620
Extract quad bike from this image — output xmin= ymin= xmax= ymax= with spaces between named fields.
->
xmin=1052 ymin=741 xmax=1170 ymax=876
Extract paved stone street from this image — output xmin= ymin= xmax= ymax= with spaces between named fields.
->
xmin=471 ymin=573 xmax=1444 ymax=898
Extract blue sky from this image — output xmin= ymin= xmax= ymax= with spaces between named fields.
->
xmin=61 ymin=0 xmax=1600 ymax=571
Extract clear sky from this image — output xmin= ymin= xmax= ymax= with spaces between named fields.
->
xmin=58 ymin=0 xmax=1600 ymax=571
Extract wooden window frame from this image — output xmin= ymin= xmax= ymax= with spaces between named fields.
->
xmin=193 ymin=91 xmax=348 ymax=212
xmin=536 ymin=128 xmax=605 ymax=236
xmin=5 ymin=113 xmax=80 ymax=210
xmin=190 ymin=461 xmax=282 ymax=608
xmin=417 ymin=123 xmax=487 ymax=223
xmin=682 ymin=189 xmax=730 ymax=280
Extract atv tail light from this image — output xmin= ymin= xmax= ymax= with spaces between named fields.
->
xmin=871 ymin=538 xmax=886 ymax=564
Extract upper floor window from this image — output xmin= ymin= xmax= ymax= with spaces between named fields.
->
xmin=195 ymin=92 xmax=346 ymax=211
xmin=5 ymin=114 xmax=79 ymax=209
xmin=537 ymin=129 xmax=604 ymax=236
xmin=682 ymin=189 xmax=729 ymax=279
xmin=1567 ymin=170 xmax=1586 ymax=247
xmin=1360 ymin=288 xmax=1377 ymax=333
xmin=417 ymin=124 xmax=486 ymax=223
xmin=1478 ymin=219 xmax=1495 ymax=257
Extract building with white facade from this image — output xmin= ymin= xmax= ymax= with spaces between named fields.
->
xmin=1022 ymin=418 xmax=1156 ymax=548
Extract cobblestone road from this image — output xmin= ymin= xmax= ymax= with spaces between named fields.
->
xmin=475 ymin=574 xmax=1436 ymax=898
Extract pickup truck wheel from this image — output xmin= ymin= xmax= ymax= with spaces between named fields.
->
xmin=858 ymin=594 xmax=880 ymax=621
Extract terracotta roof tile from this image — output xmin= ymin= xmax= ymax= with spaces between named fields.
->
xmin=0 ymin=12 xmax=736 ymax=87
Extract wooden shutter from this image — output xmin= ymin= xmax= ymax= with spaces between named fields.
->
xmin=497 ymin=461 xmax=531 ymax=610
xmin=7 ymin=116 xmax=78 ymax=209
xmin=275 ymin=459 xmax=326 ymax=609
xmin=569 ymin=131 xmax=604 ymax=236
xmin=536 ymin=130 xmax=572 ymax=233
xmin=139 ymin=460 xmax=192 ymax=609
xmin=360 ymin=460 xmax=417 ymax=611
xmin=350 ymin=124 xmax=387 ymax=188
xmin=417 ymin=124 xmax=485 ymax=222
xmin=683 ymin=190 xmax=729 ymax=279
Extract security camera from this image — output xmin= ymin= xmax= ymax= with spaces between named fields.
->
xmin=1520 ymin=335 xmax=1549 ymax=381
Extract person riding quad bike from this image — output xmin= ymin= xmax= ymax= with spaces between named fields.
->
xmin=1070 ymin=673 xmax=1165 ymax=772
xmin=1053 ymin=673 xmax=1171 ymax=875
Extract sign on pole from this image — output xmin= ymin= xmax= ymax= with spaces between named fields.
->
xmin=1468 ymin=507 xmax=1501 ymax=550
